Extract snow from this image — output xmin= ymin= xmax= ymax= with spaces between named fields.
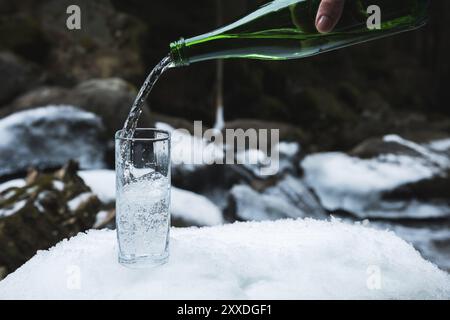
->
xmin=0 ymin=199 xmax=27 ymax=217
xmin=94 ymin=210 xmax=111 ymax=228
xmin=67 ymin=193 xmax=95 ymax=211
xmin=383 ymin=135 xmax=449 ymax=167
xmin=0 ymin=179 xmax=25 ymax=193
xmin=427 ymin=138 xmax=450 ymax=152
xmin=371 ymin=221 xmax=450 ymax=272
xmin=0 ymin=219 xmax=448 ymax=300
xmin=79 ymin=170 xmax=116 ymax=203
xmin=171 ymin=188 xmax=223 ymax=226
xmin=52 ymin=181 xmax=64 ymax=191
xmin=302 ymin=145 xmax=450 ymax=219
xmin=0 ymin=105 xmax=106 ymax=176
xmin=275 ymin=142 xmax=300 ymax=158
xmin=79 ymin=169 xmax=222 ymax=227
xmin=236 ymin=149 xmax=268 ymax=165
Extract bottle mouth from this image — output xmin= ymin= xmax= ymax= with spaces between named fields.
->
xmin=170 ymin=38 xmax=189 ymax=67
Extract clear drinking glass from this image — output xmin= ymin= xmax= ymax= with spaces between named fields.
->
xmin=115 ymin=129 xmax=171 ymax=268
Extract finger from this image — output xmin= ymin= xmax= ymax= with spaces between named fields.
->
xmin=315 ymin=0 xmax=345 ymax=33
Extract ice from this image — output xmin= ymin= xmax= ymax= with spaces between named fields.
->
xmin=0 ymin=219 xmax=448 ymax=299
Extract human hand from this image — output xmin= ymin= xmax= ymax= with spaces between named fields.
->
xmin=315 ymin=0 xmax=345 ymax=33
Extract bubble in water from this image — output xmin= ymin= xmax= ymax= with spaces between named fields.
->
xmin=116 ymin=172 xmax=170 ymax=259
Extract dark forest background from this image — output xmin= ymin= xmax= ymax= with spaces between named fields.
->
xmin=1 ymin=0 xmax=449 ymax=152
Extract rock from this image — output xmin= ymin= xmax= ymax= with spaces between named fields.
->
xmin=382 ymin=169 xmax=450 ymax=206
xmin=225 ymin=175 xmax=326 ymax=222
xmin=0 ymin=105 xmax=107 ymax=178
xmin=350 ymin=137 xmax=424 ymax=159
xmin=0 ymin=16 xmax=50 ymax=64
xmin=0 ymin=52 xmax=43 ymax=106
xmin=69 ymin=78 xmax=151 ymax=136
xmin=0 ymin=161 xmax=102 ymax=278
xmin=302 ymin=135 xmax=450 ymax=220
xmin=8 ymin=87 xmax=69 ymax=111
xmin=36 ymin=0 xmax=145 ymax=83
xmin=6 ymin=78 xmax=152 ymax=138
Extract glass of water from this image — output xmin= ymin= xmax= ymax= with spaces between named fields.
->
xmin=115 ymin=129 xmax=171 ymax=268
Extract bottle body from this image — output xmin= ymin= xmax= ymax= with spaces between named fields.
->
xmin=170 ymin=0 xmax=429 ymax=66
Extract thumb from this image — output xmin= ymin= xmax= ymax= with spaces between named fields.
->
xmin=315 ymin=0 xmax=345 ymax=33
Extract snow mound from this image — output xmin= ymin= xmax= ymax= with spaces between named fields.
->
xmin=79 ymin=170 xmax=222 ymax=227
xmin=0 ymin=219 xmax=448 ymax=300
xmin=0 ymin=105 xmax=106 ymax=177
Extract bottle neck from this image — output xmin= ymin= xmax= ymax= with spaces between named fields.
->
xmin=170 ymin=38 xmax=189 ymax=67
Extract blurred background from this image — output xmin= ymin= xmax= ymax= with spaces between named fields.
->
xmin=0 ymin=0 xmax=449 ymax=278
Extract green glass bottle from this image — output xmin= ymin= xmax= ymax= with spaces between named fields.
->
xmin=170 ymin=0 xmax=429 ymax=66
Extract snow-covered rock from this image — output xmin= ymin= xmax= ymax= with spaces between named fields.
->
xmin=79 ymin=169 xmax=223 ymax=227
xmin=236 ymin=142 xmax=301 ymax=178
xmin=427 ymin=138 xmax=450 ymax=153
xmin=302 ymin=135 xmax=450 ymax=219
xmin=0 ymin=106 xmax=106 ymax=177
xmin=0 ymin=219 xmax=448 ymax=300
xmin=79 ymin=170 xmax=116 ymax=204
xmin=227 ymin=175 xmax=325 ymax=221
xmin=0 ymin=179 xmax=25 ymax=194
xmin=171 ymin=188 xmax=223 ymax=226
